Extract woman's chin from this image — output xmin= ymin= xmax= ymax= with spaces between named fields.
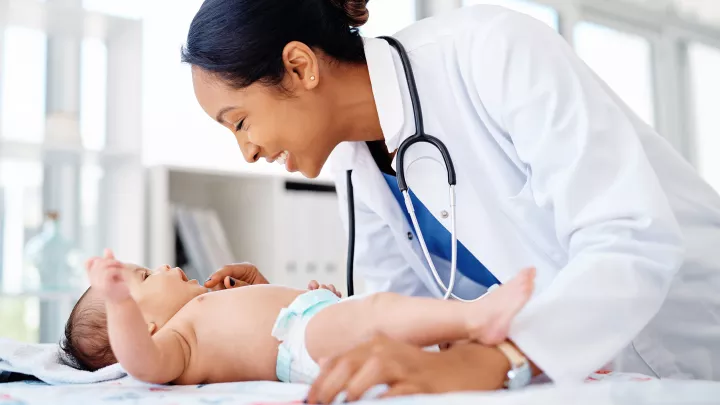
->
xmin=300 ymin=168 xmax=321 ymax=179
xmin=299 ymin=163 xmax=324 ymax=179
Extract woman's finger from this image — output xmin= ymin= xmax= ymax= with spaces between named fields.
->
xmin=204 ymin=266 xmax=238 ymax=287
xmin=223 ymin=276 xmax=249 ymax=289
xmin=204 ymin=269 xmax=230 ymax=288
xmin=309 ymin=357 xmax=357 ymax=404
xmin=380 ymin=383 xmax=422 ymax=399
xmin=306 ymin=356 xmax=340 ymax=404
xmin=103 ymin=248 xmax=115 ymax=260
xmin=344 ymin=356 xmax=399 ymax=402
xmin=205 ymin=263 xmax=268 ymax=288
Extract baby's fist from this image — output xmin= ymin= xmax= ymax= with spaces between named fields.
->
xmin=88 ymin=257 xmax=130 ymax=302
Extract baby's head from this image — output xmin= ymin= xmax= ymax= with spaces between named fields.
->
xmin=61 ymin=263 xmax=206 ymax=370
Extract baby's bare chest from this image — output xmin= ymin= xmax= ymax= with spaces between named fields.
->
xmin=177 ymin=286 xmax=303 ymax=383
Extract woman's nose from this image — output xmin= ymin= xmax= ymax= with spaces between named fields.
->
xmin=241 ymin=142 xmax=261 ymax=163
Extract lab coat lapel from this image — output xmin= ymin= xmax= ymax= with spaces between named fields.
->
xmin=350 ymin=144 xmax=446 ymax=297
xmin=397 ymin=112 xmax=530 ymax=286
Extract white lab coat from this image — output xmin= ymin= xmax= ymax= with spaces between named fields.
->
xmin=328 ymin=5 xmax=720 ymax=384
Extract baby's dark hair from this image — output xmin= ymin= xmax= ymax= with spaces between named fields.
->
xmin=60 ymin=288 xmax=116 ymax=371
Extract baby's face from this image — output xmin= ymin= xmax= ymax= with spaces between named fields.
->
xmin=122 ymin=263 xmax=207 ymax=329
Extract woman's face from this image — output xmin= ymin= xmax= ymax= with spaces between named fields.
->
xmin=191 ymin=48 xmax=339 ymax=178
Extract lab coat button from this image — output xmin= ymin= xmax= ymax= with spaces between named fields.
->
xmin=407 ymin=232 xmax=413 ymax=240
xmin=440 ymin=210 xmax=449 ymax=219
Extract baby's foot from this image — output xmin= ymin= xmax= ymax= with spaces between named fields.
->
xmin=466 ymin=267 xmax=535 ymax=345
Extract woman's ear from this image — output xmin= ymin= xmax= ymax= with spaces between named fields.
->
xmin=147 ymin=322 xmax=158 ymax=336
xmin=281 ymin=41 xmax=320 ymax=91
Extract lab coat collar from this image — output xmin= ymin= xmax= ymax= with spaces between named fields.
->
xmin=364 ymin=37 xmax=416 ymax=154
xmin=326 ymin=37 xmax=415 ymax=174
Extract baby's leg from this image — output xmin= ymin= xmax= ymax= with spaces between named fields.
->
xmin=305 ymin=267 xmax=535 ymax=362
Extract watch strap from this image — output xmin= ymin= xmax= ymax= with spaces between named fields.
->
xmin=496 ymin=341 xmax=532 ymax=390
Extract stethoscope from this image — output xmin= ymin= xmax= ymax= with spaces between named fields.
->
xmin=346 ymin=36 xmax=485 ymax=302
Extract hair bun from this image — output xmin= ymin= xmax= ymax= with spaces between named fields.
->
xmin=329 ymin=0 xmax=369 ymax=28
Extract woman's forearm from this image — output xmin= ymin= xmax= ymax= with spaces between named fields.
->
xmin=445 ymin=341 xmax=542 ymax=390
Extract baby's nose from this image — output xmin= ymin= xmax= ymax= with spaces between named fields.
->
xmin=156 ymin=264 xmax=171 ymax=272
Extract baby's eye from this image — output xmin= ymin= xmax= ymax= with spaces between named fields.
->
xmin=143 ymin=271 xmax=151 ymax=281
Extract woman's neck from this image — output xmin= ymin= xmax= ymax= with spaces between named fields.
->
xmin=329 ymin=63 xmax=384 ymax=144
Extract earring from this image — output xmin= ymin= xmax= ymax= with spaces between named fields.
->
xmin=310 ymin=75 xmax=316 ymax=81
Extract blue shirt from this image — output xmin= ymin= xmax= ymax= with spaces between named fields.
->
xmin=383 ymin=173 xmax=500 ymax=288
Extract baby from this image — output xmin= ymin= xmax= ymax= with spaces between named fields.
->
xmin=61 ymin=249 xmax=535 ymax=386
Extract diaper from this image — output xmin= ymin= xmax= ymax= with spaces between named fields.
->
xmin=271 ymin=288 xmax=342 ymax=384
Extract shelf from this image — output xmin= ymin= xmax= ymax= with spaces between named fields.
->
xmin=158 ymin=164 xmax=336 ymax=185
xmin=0 ymin=139 xmax=141 ymax=164
xmin=147 ymin=165 xmax=348 ymax=294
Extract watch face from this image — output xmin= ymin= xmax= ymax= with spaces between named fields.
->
xmin=506 ymin=363 xmax=532 ymax=390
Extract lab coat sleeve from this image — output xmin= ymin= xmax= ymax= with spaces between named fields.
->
xmin=332 ymin=170 xmax=435 ymax=297
xmin=469 ymin=13 xmax=685 ymax=383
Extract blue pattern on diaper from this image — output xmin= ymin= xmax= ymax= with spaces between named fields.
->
xmin=273 ymin=289 xmax=341 ymax=383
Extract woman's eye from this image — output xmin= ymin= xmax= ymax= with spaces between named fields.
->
xmin=143 ymin=271 xmax=150 ymax=281
xmin=235 ymin=118 xmax=248 ymax=132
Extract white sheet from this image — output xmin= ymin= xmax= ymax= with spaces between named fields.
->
xmin=0 ymin=339 xmax=125 ymax=385
xmin=1 ymin=376 xmax=719 ymax=405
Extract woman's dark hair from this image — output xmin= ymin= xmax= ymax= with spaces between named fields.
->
xmin=181 ymin=0 xmax=370 ymax=89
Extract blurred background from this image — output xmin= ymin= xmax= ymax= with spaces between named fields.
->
xmin=0 ymin=0 xmax=718 ymax=343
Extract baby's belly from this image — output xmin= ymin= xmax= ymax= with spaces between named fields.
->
xmin=181 ymin=285 xmax=305 ymax=384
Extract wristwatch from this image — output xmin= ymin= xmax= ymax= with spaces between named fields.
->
xmin=496 ymin=341 xmax=532 ymax=390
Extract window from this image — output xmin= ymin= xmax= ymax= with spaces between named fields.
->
xmin=360 ymin=0 xmax=417 ymax=37
xmin=80 ymin=39 xmax=108 ymax=150
xmin=0 ymin=159 xmax=43 ymax=342
xmin=574 ymin=22 xmax=655 ymax=127
xmin=0 ymin=27 xmax=47 ymax=143
xmin=689 ymin=43 xmax=720 ymax=191
xmin=0 ymin=160 xmax=44 ymax=294
xmin=82 ymin=0 xmax=145 ymax=19
xmin=463 ymin=0 xmax=559 ymax=31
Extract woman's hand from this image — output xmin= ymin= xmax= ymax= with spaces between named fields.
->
xmin=204 ymin=263 xmax=269 ymax=290
xmin=306 ymin=335 xmax=511 ymax=404
xmin=307 ymin=280 xmax=342 ymax=298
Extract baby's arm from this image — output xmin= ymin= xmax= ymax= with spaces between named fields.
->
xmin=105 ymin=298 xmax=188 ymax=384
xmin=88 ymin=255 xmax=188 ymax=384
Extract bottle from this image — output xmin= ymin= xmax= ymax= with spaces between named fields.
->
xmin=23 ymin=212 xmax=85 ymax=292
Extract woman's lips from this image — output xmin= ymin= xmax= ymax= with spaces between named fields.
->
xmin=275 ymin=151 xmax=290 ymax=166
xmin=266 ymin=151 xmax=282 ymax=163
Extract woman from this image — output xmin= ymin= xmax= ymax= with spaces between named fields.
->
xmin=185 ymin=0 xmax=720 ymax=401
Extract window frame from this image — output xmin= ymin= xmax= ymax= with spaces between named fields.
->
xmin=425 ymin=0 xmax=720 ymax=170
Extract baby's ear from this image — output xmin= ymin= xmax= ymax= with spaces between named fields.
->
xmin=147 ymin=322 xmax=158 ymax=336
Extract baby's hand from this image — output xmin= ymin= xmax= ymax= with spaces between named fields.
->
xmin=86 ymin=248 xmax=131 ymax=303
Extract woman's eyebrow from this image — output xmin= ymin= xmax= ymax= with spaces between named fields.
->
xmin=215 ymin=106 xmax=237 ymax=123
